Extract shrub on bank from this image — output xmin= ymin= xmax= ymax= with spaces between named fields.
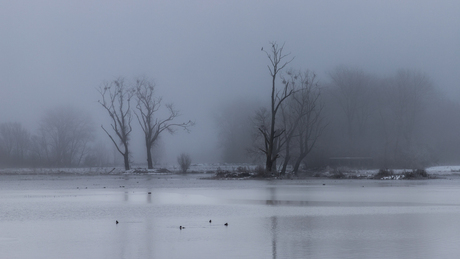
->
xmin=330 ymin=170 xmax=346 ymax=179
xmin=404 ymin=169 xmax=429 ymax=179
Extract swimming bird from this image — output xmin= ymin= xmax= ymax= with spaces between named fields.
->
xmin=180 ymin=226 xmax=185 ymax=230
xmin=209 ymin=220 xmax=212 ymax=223
xmin=116 ymin=220 xmax=119 ymax=224
xmin=224 ymin=223 xmax=228 ymax=226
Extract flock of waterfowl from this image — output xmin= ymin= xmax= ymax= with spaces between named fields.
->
xmin=180 ymin=220 xmax=228 ymax=230
xmin=113 ymin=192 xmax=229 ymax=229
xmin=115 ymin=219 xmax=228 ymax=229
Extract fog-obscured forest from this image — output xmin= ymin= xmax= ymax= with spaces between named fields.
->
xmin=1 ymin=1 xmax=460 ymax=171
xmin=215 ymin=65 xmax=460 ymax=171
xmin=3 ymin=62 xmax=458 ymax=172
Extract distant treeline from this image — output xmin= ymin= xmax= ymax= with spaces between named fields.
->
xmin=0 ymin=106 xmax=110 ymax=168
xmin=0 ymin=76 xmax=192 ymax=169
xmin=215 ymin=66 xmax=460 ymax=170
xmin=2 ymin=67 xmax=459 ymax=171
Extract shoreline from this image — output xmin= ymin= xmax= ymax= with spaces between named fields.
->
xmin=1 ymin=165 xmax=460 ymax=181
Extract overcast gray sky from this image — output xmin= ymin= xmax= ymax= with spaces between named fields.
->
xmin=1 ymin=0 xmax=459 ymax=164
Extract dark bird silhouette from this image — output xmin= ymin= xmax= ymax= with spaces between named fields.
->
xmin=224 ymin=223 xmax=228 ymax=226
xmin=261 ymin=47 xmax=263 ymax=51
xmin=116 ymin=220 xmax=119 ymax=224
xmin=180 ymin=226 xmax=185 ymax=230
xmin=209 ymin=220 xmax=212 ymax=223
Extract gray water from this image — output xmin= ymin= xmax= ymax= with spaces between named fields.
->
xmin=1 ymin=174 xmax=460 ymax=259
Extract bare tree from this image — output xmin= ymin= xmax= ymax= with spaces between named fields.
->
xmin=37 ymin=106 xmax=94 ymax=167
xmin=177 ymin=153 xmax=192 ymax=173
xmin=248 ymin=107 xmax=270 ymax=164
xmin=150 ymin=137 xmax=166 ymax=166
xmin=214 ymin=98 xmax=256 ymax=163
xmin=291 ymin=75 xmax=325 ymax=174
xmin=84 ymin=141 xmax=111 ymax=167
xmin=386 ymin=69 xmax=433 ymax=168
xmin=98 ymin=77 xmax=135 ymax=170
xmin=277 ymin=70 xmax=302 ymax=175
xmin=29 ymin=131 xmax=48 ymax=166
xmin=277 ymin=70 xmax=325 ymax=175
xmin=0 ymin=122 xmax=30 ymax=165
xmin=259 ymin=42 xmax=295 ymax=173
xmin=134 ymin=77 xmax=194 ymax=169
xmin=320 ymin=68 xmax=437 ymax=169
xmin=328 ymin=66 xmax=373 ymax=155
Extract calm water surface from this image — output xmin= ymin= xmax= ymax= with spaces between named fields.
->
xmin=1 ymin=174 xmax=460 ymax=258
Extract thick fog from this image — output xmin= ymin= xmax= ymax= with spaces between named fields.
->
xmin=1 ymin=1 xmax=460 ymax=167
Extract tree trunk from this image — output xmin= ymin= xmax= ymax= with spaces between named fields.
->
xmin=146 ymin=143 xmax=153 ymax=169
xmin=280 ymin=157 xmax=289 ymax=175
xmin=123 ymin=154 xmax=130 ymax=170
xmin=123 ymin=144 xmax=130 ymax=170
xmin=266 ymin=70 xmax=277 ymax=173
xmin=280 ymin=147 xmax=290 ymax=175
xmin=292 ymin=155 xmax=304 ymax=175
xmin=266 ymin=155 xmax=273 ymax=173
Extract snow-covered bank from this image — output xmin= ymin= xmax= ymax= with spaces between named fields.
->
xmin=0 ymin=163 xmax=257 ymax=175
xmin=0 ymin=167 xmax=124 ymax=175
xmin=1 ymin=164 xmax=459 ymax=179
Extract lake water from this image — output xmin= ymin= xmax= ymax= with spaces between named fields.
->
xmin=2 ymin=174 xmax=460 ymax=258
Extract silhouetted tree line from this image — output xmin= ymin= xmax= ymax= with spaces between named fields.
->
xmin=0 ymin=77 xmax=193 ymax=169
xmin=215 ymin=43 xmax=460 ymax=172
xmin=319 ymin=67 xmax=459 ymax=169
xmin=0 ymin=106 xmax=106 ymax=167
xmin=2 ymin=44 xmax=459 ymax=171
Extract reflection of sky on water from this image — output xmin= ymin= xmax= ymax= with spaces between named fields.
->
xmin=2 ymin=175 xmax=460 ymax=258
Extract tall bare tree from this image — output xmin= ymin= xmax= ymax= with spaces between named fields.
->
xmin=98 ymin=77 xmax=134 ymax=170
xmin=278 ymin=69 xmax=325 ymax=175
xmin=277 ymin=70 xmax=302 ymax=175
xmin=134 ymin=77 xmax=194 ymax=169
xmin=291 ymin=74 xmax=325 ymax=174
xmin=37 ymin=106 xmax=94 ymax=167
xmin=259 ymin=42 xmax=294 ymax=172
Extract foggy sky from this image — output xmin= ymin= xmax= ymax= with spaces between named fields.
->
xmin=1 ymin=0 xmax=459 ymax=164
